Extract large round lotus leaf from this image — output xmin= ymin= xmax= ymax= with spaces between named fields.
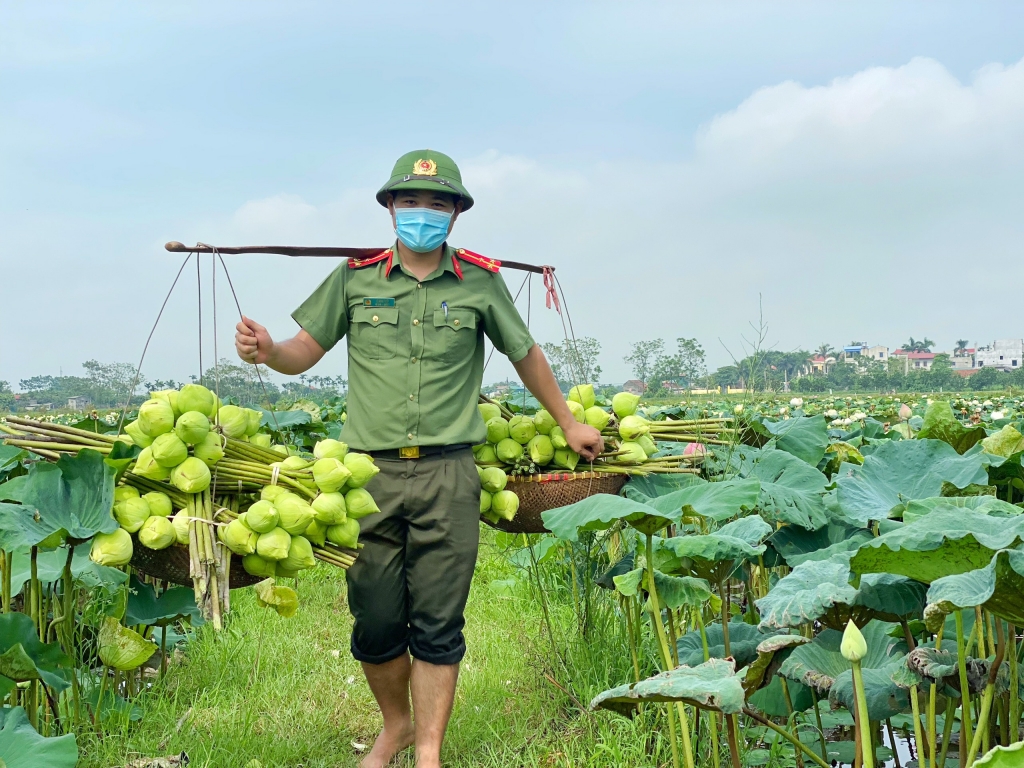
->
xmin=661 ymin=516 xmax=770 ymax=582
xmin=768 ymin=520 xmax=872 ymax=567
xmin=779 ymin=621 xmax=908 ymax=721
xmin=0 ymin=706 xmax=78 ymax=768
xmin=590 ymin=657 xmax=745 ymax=716
xmin=926 ymin=549 xmax=1024 ymax=626
xmin=729 ymin=446 xmax=829 ymax=530
xmin=641 ymin=477 xmax=761 ymax=523
xmin=97 ymin=616 xmax=157 ymax=671
xmin=902 ymin=495 xmax=1022 ymax=524
xmin=974 ymin=741 xmax=1024 ymax=767
xmin=760 ymin=414 xmax=829 ymax=466
xmin=849 ymin=507 xmax=1024 ymax=584
xmin=757 ymin=557 xmax=859 ymax=630
xmin=124 ymin=575 xmax=201 ymax=627
xmin=916 ymin=400 xmax=988 ymax=454
xmin=646 ymin=571 xmax=712 ymax=611
xmin=676 ymin=620 xmax=779 ymax=669
xmin=541 ymin=494 xmax=681 ymax=541
xmin=747 ymin=675 xmax=813 ymax=718
xmin=0 ymin=612 xmax=73 ymax=691
xmin=835 ymin=439 xmax=988 ymax=525
xmin=254 ymin=577 xmax=298 ymax=618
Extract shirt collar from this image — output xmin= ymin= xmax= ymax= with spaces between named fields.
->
xmin=387 ymin=242 xmax=462 ymax=281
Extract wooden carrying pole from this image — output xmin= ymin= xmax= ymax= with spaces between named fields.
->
xmin=165 ymin=241 xmax=552 ymax=274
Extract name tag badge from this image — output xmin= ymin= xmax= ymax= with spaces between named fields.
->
xmin=363 ymin=297 xmax=397 ymax=308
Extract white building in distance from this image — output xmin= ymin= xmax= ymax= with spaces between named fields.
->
xmin=975 ymin=339 xmax=1024 ymax=370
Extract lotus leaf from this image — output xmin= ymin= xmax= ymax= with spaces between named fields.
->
xmin=926 ymin=549 xmax=1024 ymax=625
xmin=916 ymin=400 xmax=987 ymax=454
xmin=254 ymin=577 xmax=299 ymax=618
xmin=648 ymin=572 xmax=713 ymax=611
xmin=902 ymin=494 xmax=1021 ymax=523
xmin=97 ymin=616 xmax=156 ymax=671
xmin=0 ymin=707 xmax=78 ymax=768
xmin=974 ymin=741 xmax=1024 ymax=767
xmin=0 ymin=612 xmax=73 ymax=691
xmin=981 ymin=425 xmax=1024 ymax=458
xmin=644 ymin=477 xmax=761 ymax=523
xmin=767 ymin=519 xmax=872 ymax=567
xmin=849 ymin=507 xmax=1024 ymax=583
xmin=738 ymin=448 xmax=829 ymax=530
xmin=762 ymin=414 xmax=829 ymax=466
xmin=611 ymin=566 xmax=644 ymax=597
xmin=624 ymin=473 xmax=705 ymax=502
xmin=661 ymin=516 xmax=770 ymax=583
xmin=125 ymin=575 xmax=202 ymax=627
xmin=542 ymin=494 xmax=682 ymax=541
xmin=743 ymin=634 xmax=811 ymax=696
xmin=835 ymin=439 xmax=988 ymax=524
xmin=676 ymin=620 xmax=779 ymax=669
xmin=590 ymin=657 xmax=745 ymax=716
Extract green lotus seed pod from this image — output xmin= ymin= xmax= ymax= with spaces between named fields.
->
xmin=170 ymin=457 xmax=211 ymax=493
xmin=138 ymin=398 xmax=175 ymax=438
xmin=343 ymin=452 xmax=380 ymax=488
xmin=141 ymin=491 xmax=172 ymax=519
xmin=478 ymin=402 xmax=502 ymax=422
xmin=175 ymin=411 xmax=211 ymax=445
xmin=132 ymin=447 xmax=170 ymax=481
xmin=150 ymin=389 xmax=181 ymax=420
xmin=508 ymin=415 xmax=536 ymax=445
xmin=566 ymin=400 xmax=586 ymax=424
xmin=151 ymin=432 xmax=188 ymax=468
xmin=138 ymin=515 xmax=176 ymax=550
xmin=568 ymin=384 xmax=595 ymax=409
xmin=584 ymin=406 xmax=611 ymax=431
xmin=480 ymin=490 xmax=492 ymax=513
xmin=193 ymin=431 xmax=225 ymax=467
xmin=550 ymin=426 xmax=567 ymax=450
xmin=280 ymin=534 xmax=316 ymax=571
xmin=491 ymin=490 xmax=520 ymax=522
xmin=312 ymin=457 xmax=353 ymax=493
xmin=124 ymin=420 xmax=153 ymax=448
xmin=485 ymin=416 xmax=510 ymax=444
xmin=114 ymin=486 xmax=140 ymax=503
xmin=304 ymin=519 xmax=328 ymax=546
xmin=618 ymin=414 xmax=650 ymax=441
xmin=244 ymin=408 xmax=263 ymax=437
xmin=495 ymin=438 xmax=524 ymax=464
xmin=217 ymin=405 xmax=249 ymax=439
xmin=553 ymin=448 xmax=579 ymax=471
xmin=221 ymin=518 xmax=258 ymax=556
xmin=479 ymin=466 xmax=508 ymax=493
xmin=90 ymin=528 xmax=133 ymax=567
xmin=311 ymin=492 xmax=347 ymax=525
xmin=527 ymin=434 xmax=554 ymax=465
xmin=171 ymin=510 xmax=190 ymax=545
xmin=242 ymin=553 xmax=277 ymax=578
xmin=326 ymin=518 xmax=360 ymax=549
xmin=114 ymin=497 xmax=151 ymax=533
xmin=255 ymin=527 xmax=291 ymax=561
xmin=533 ymin=409 xmax=557 ymax=435
xmin=345 ymin=487 xmax=380 ymax=519
xmin=313 ymin=439 xmax=349 ymax=460
xmin=612 ymin=391 xmax=640 ymax=418
xmin=473 ymin=443 xmax=498 ymax=463
xmin=177 ymin=384 xmax=217 ymax=419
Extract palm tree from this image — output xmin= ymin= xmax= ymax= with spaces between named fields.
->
xmin=954 ymin=339 xmax=969 ymax=356
xmin=901 ymin=337 xmax=935 ymax=353
xmin=815 ymin=343 xmax=834 ymax=359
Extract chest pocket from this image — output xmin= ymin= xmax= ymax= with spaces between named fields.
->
xmin=350 ymin=306 xmax=399 ymax=360
xmin=430 ymin=308 xmax=478 ymax=365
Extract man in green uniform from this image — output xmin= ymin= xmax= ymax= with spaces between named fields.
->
xmin=235 ymin=150 xmax=603 ymax=768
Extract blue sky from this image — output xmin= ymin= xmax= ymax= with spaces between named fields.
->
xmin=3 ymin=2 xmax=1024 ymax=389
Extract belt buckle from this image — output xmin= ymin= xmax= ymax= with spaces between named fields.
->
xmin=399 ymin=446 xmax=420 ymax=459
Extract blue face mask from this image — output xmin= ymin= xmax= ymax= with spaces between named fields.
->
xmin=394 ymin=207 xmax=453 ymax=253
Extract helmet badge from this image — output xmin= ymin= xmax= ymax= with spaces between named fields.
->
xmin=413 ymin=158 xmax=438 ymax=176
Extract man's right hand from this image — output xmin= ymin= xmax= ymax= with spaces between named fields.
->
xmin=235 ymin=316 xmax=274 ymax=365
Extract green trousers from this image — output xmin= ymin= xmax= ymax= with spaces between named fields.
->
xmin=346 ymin=447 xmax=480 ymax=666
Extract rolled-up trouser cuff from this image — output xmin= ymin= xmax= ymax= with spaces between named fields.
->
xmin=350 ymin=634 xmax=409 ymax=665
xmin=409 ymin=634 xmax=467 ymax=666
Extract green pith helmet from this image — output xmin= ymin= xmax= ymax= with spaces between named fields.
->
xmin=376 ymin=149 xmax=474 ymax=211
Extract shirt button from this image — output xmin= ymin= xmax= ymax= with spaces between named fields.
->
xmin=453 ymin=319 xmax=460 ymax=326
xmin=413 ymin=318 xmax=420 ymax=326
xmin=417 ymin=283 xmax=422 ymax=289
xmin=407 ymin=433 xmax=414 ymax=440
xmin=372 ymin=315 xmax=379 ymax=322
xmin=411 ymin=357 xmax=417 ymax=363
xmin=409 ymin=394 xmax=415 ymax=400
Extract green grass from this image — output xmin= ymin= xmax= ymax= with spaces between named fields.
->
xmin=77 ymin=531 xmax=679 ymax=768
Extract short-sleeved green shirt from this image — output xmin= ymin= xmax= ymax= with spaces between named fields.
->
xmin=292 ymin=243 xmax=535 ymax=451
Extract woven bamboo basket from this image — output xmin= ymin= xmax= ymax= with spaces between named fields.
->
xmin=483 ymin=471 xmax=628 ymax=534
xmin=129 ymin=538 xmax=263 ymax=589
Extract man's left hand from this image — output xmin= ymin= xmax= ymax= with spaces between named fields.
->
xmin=563 ymin=422 xmax=605 ymax=462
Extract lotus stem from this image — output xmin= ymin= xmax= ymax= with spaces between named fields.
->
xmin=1009 ymin=625 xmax=1019 ymax=744
xmin=742 ymin=708 xmax=831 ymax=768
xmin=965 ymin=620 xmax=1005 ymax=768
xmin=851 ymin=659 xmax=874 ymax=768
xmin=955 ymin=610 xmax=974 ymax=764
xmin=937 ymin=694 xmax=955 ymax=768
xmin=928 ymin=623 xmax=944 ymax=768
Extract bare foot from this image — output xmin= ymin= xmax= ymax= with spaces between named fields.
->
xmin=361 ymin=721 xmax=415 ymax=768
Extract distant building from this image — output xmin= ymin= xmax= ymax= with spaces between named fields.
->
xmin=660 ymin=381 xmax=685 ymax=394
xmin=623 ymin=379 xmax=647 ymax=395
xmin=891 ymin=350 xmax=936 ymax=371
xmin=975 ymin=340 xmax=1024 ymax=371
xmin=809 ymin=355 xmax=836 ymax=374
xmin=67 ymin=396 xmax=92 ymax=410
xmin=865 ymin=345 xmax=888 ymax=362
xmin=952 ymin=348 xmax=975 ymax=370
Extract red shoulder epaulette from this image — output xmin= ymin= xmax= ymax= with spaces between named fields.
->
xmin=348 ymin=248 xmax=393 ymax=270
xmin=455 ymin=248 xmax=501 ymax=274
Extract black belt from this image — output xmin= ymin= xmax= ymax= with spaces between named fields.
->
xmin=368 ymin=444 xmax=473 ymax=460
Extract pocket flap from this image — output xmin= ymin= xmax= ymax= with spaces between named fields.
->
xmin=432 ymin=308 xmax=477 ymax=331
xmin=353 ymin=306 xmax=399 ymax=326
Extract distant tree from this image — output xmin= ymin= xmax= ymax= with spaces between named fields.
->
xmin=901 ymin=337 xmax=935 ymax=353
xmin=542 ymin=337 xmax=602 ymax=389
xmin=624 ymin=339 xmax=665 ymax=385
xmin=0 ymin=381 xmax=13 ymax=412
xmin=676 ymin=338 xmax=707 ymax=389
xmin=954 ymin=339 xmax=969 ymax=355
xmin=200 ymin=359 xmax=280 ymax=406
xmin=970 ymin=366 xmax=999 ymax=391
xmin=814 ymin=344 xmax=835 ymax=358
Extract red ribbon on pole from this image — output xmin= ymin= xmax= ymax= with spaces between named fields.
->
xmin=542 ymin=267 xmax=560 ymax=314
